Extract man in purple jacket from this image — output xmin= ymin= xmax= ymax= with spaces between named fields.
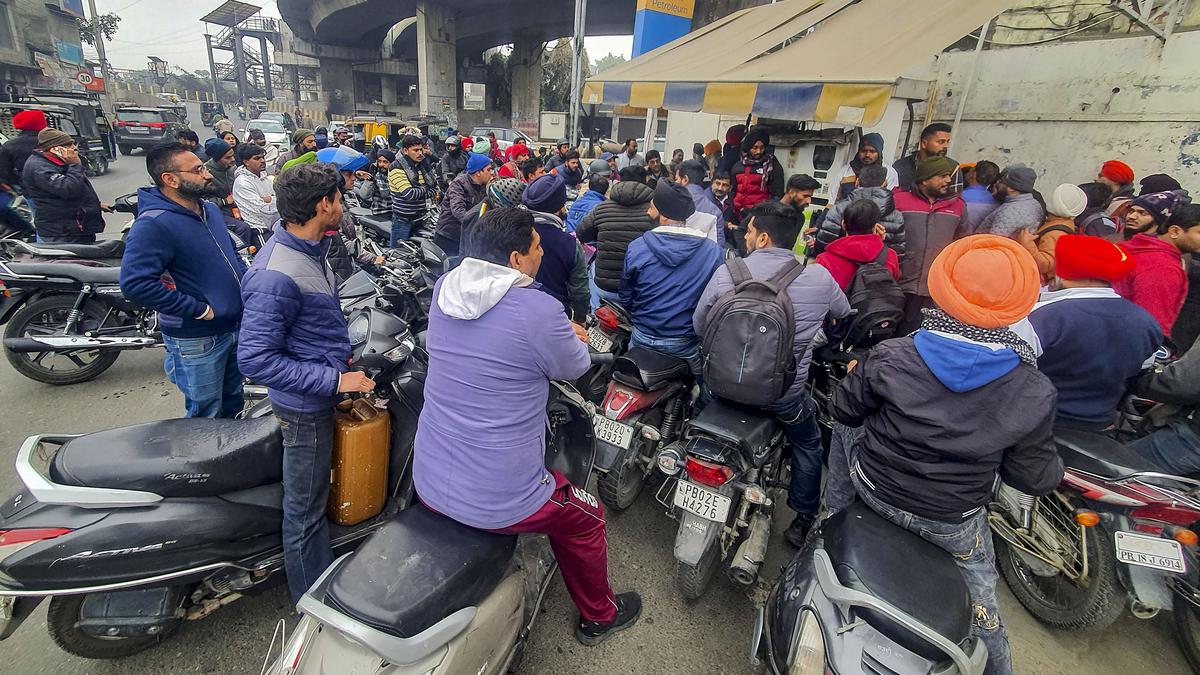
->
xmin=414 ymin=207 xmax=642 ymax=645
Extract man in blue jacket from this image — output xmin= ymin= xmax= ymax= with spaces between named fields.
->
xmin=237 ymin=163 xmax=376 ymax=602
xmin=120 ymin=143 xmax=247 ymax=418
xmin=621 ymin=180 xmax=723 ymax=376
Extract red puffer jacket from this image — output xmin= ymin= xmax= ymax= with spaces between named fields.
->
xmin=731 ymin=154 xmax=784 ymax=217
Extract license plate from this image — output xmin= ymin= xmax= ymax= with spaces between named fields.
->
xmin=674 ymin=480 xmax=732 ymax=522
xmin=592 ymin=414 xmax=634 ymax=449
xmin=587 ymin=326 xmax=613 ymax=353
xmin=1114 ymin=530 xmax=1186 ymax=573
xmin=128 ymin=127 xmax=149 ymax=134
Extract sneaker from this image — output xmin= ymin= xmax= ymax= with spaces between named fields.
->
xmin=783 ymin=514 xmax=815 ymax=548
xmin=575 ymin=592 xmax=642 ymax=646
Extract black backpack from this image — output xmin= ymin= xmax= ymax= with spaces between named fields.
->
xmin=840 ymin=247 xmax=905 ymax=347
xmin=700 ymin=257 xmax=806 ymax=406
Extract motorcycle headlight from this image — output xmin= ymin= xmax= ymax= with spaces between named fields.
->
xmin=347 ymin=314 xmax=370 ymax=346
xmin=789 ymin=609 xmax=827 ymax=674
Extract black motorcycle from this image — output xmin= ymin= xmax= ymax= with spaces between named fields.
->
xmin=576 ymin=299 xmax=632 ymax=404
xmin=0 ymin=303 xmax=426 ymax=659
xmin=757 ymin=502 xmax=988 ymax=675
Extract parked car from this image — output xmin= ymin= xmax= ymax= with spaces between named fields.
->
xmin=243 ymin=119 xmax=288 ymax=149
xmin=114 ymin=107 xmax=188 ymax=156
xmin=253 ymin=111 xmax=295 ymax=133
xmin=470 ymin=126 xmax=535 ymax=152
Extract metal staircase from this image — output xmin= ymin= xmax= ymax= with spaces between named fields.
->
xmin=208 ymin=15 xmax=281 ymax=100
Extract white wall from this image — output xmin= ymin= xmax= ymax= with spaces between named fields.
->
xmin=930 ymin=30 xmax=1200 ymax=190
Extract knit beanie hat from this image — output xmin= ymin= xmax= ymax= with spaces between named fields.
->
xmin=860 ymin=132 xmax=885 ymax=155
xmin=725 ymin=124 xmax=747 ymax=146
xmin=37 ymin=128 xmax=74 ymax=151
xmin=1099 ymin=160 xmax=1134 ymax=186
xmin=521 ymin=173 xmax=567 ymax=213
xmin=1138 ymin=173 xmax=1182 ymax=196
xmin=914 ymin=156 xmax=956 ymax=183
xmin=466 ymin=152 xmax=492 ymax=174
xmin=704 ymin=139 xmax=721 ymax=156
xmin=1047 ymin=183 xmax=1087 ymax=218
xmin=999 ymin=164 xmax=1037 ymax=193
xmin=292 ymin=128 xmax=315 ymax=146
xmin=652 ymin=180 xmax=696 ymax=223
xmin=1129 ymin=191 xmax=1186 ymax=225
xmin=461 ymin=136 xmax=474 ymax=151
xmin=487 ymin=178 xmax=526 ymax=208
xmin=1055 ymin=235 xmax=1134 ymax=283
xmin=204 ymin=137 xmax=233 ymax=161
xmin=927 ymin=235 xmax=1040 ymax=329
xmin=13 ymin=110 xmax=47 ymax=132
xmin=692 ymin=142 xmax=705 ymax=157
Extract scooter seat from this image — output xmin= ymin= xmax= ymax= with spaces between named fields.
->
xmin=355 ymin=212 xmax=392 ymax=239
xmin=612 ymin=346 xmax=691 ymax=391
xmin=1054 ymin=428 xmax=1156 ymax=479
xmin=822 ymin=502 xmax=972 ymax=661
xmin=685 ymin=398 xmax=778 ymax=457
xmin=4 ymin=262 xmax=121 ymax=284
xmin=20 ymin=239 xmax=125 ymax=259
xmin=49 ymin=416 xmax=283 ymax=498
xmin=326 ymin=502 xmax=517 ymax=639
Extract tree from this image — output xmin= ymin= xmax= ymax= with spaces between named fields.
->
xmin=485 ymin=52 xmax=512 ymax=114
xmin=592 ymin=53 xmax=626 ymax=74
xmin=541 ymin=39 xmax=590 ymax=112
xmin=77 ymin=13 xmax=121 ymax=47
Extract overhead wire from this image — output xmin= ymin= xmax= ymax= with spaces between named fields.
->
xmin=968 ymin=11 xmax=1119 ymax=47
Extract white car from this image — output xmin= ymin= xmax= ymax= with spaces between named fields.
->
xmin=471 ymin=126 xmax=536 ymax=153
xmin=244 ymin=119 xmax=289 ymax=149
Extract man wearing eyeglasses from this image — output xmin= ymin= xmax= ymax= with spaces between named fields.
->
xmin=120 ymin=143 xmax=247 ymax=418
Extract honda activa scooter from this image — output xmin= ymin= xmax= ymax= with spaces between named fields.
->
xmin=264 ymin=374 xmax=605 ymax=675
xmin=0 ymin=303 xmax=426 ymax=659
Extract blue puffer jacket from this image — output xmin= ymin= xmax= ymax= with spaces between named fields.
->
xmin=620 ymin=226 xmax=723 ymax=338
xmin=238 ymin=225 xmax=350 ymax=413
xmin=565 ymin=189 xmax=604 ymax=233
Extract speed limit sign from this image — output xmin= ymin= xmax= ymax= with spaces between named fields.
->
xmin=75 ymin=71 xmax=94 ymax=86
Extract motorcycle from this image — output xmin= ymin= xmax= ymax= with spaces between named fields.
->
xmin=592 ymin=345 xmax=693 ymax=511
xmin=654 ymin=397 xmax=789 ymax=599
xmin=0 ymin=302 xmax=427 ymax=659
xmin=988 ymin=430 xmax=1200 ymax=671
xmin=756 ymin=501 xmax=988 ymax=675
xmin=575 ymin=299 xmax=632 ymax=404
xmin=262 ymin=368 xmax=606 ymax=675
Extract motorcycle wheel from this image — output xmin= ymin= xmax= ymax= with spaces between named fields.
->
xmin=47 ymin=595 xmax=176 ymax=659
xmin=1173 ymin=588 xmax=1200 ymax=673
xmin=676 ymin=540 xmax=721 ymax=601
xmin=597 ymin=408 xmax=663 ymax=511
xmin=996 ymin=520 xmax=1125 ymax=631
xmin=4 ymin=295 xmax=121 ymax=385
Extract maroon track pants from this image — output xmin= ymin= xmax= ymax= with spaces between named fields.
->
xmin=488 ymin=470 xmax=618 ymax=624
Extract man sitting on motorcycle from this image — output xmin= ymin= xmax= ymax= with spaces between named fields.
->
xmin=520 ymin=173 xmax=590 ymax=321
xmin=413 ymin=206 xmax=642 ymax=645
xmin=693 ymin=200 xmax=850 ymax=547
xmin=829 ymin=235 xmax=1064 ymax=675
xmin=1011 ymin=235 xmax=1161 ymax=431
xmin=317 ymin=146 xmax=386 ymax=281
xmin=1130 ymin=334 xmax=1200 ymax=474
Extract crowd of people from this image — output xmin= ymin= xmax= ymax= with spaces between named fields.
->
xmin=5 ymin=111 xmax=1197 ymax=671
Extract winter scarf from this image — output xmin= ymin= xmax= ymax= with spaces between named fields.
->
xmin=921 ymin=308 xmax=1037 ymax=366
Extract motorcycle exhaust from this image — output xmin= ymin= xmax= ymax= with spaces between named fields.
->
xmin=730 ymin=510 xmax=771 ymax=586
xmin=4 ymin=336 xmax=158 ymax=353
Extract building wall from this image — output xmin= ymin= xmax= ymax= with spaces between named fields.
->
xmin=0 ymin=0 xmax=87 ymax=98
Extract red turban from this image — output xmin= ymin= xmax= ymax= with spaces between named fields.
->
xmin=1099 ymin=160 xmax=1134 ymax=186
xmin=12 ymin=110 xmax=47 ymax=132
xmin=1055 ymin=234 xmax=1134 ymax=282
xmin=928 ymin=235 xmax=1040 ymax=329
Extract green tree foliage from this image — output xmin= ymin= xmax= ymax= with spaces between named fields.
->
xmin=76 ymin=13 xmax=121 ymax=47
xmin=541 ymin=38 xmax=589 ymax=112
xmin=592 ymin=53 xmax=626 ymax=74
xmin=486 ymin=52 xmax=512 ymax=114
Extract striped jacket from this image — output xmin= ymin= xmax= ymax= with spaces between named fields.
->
xmin=388 ymin=155 xmax=433 ymax=221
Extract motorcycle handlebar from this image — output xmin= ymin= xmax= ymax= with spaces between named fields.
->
xmin=590 ymin=352 xmax=615 ymax=366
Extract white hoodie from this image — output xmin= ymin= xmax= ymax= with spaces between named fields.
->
xmin=232 ymin=165 xmax=278 ymax=230
xmin=437 ymin=257 xmax=534 ymax=320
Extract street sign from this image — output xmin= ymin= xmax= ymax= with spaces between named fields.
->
xmin=75 ymin=71 xmax=93 ymax=87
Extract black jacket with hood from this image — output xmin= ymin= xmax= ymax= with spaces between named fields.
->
xmin=834 ymin=333 xmax=1063 ymax=522
xmin=576 ymin=180 xmax=655 ymax=293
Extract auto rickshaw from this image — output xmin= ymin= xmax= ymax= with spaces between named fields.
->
xmin=22 ymin=89 xmax=116 ymax=162
xmin=201 ymin=101 xmax=226 ymax=127
xmin=345 ymin=114 xmax=449 ymax=153
xmin=0 ymin=102 xmax=110 ymax=176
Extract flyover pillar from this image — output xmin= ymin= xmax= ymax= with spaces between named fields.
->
xmin=319 ymin=57 xmax=355 ymax=118
xmin=380 ymin=75 xmax=397 ymax=107
xmin=510 ymin=35 xmax=543 ymax=141
xmin=416 ymin=1 xmax=458 ymax=118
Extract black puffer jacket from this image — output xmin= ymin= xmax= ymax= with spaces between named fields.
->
xmin=21 ymin=150 xmax=104 ymax=239
xmin=0 ymin=130 xmax=39 ymax=185
xmin=834 ymin=336 xmax=1063 ymax=522
xmin=813 ymin=186 xmax=907 ymax=258
xmin=576 ymin=180 xmax=654 ymax=293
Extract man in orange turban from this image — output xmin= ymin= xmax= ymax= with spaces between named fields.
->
xmin=826 ymin=234 xmax=1062 ymax=675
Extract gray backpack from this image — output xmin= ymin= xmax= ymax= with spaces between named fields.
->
xmin=700 ymin=257 xmax=806 ymax=406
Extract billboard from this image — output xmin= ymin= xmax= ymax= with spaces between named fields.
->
xmin=60 ymin=0 xmax=86 ymax=19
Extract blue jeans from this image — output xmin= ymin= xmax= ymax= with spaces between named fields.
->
xmin=822 ymin=422 xmax=865 ymax=516
xmin=779 ymin=400 xmax=824 ymax=520
xmin=276 ymin=404 xmax=335 ymax=602
xmin=1131 ymin=422 xmax=1200 ymax=474
xmin=163 ymin=332 xmax=243 ymax=418
xmin=390 ymin=216 xmax=412 ymax=247
xmin=630 ymin=328 xmax=701 ymax=379
xmin=852 ymin=469 xmax=1013 ymax=675
xmin=588 ymin=264 xmax=619 ymax=311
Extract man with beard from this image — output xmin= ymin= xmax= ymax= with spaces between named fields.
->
xmin=275 ymin=129 xmax=317 ymax=174
xmin=893 ymin=156 xmax=967 ymax=334
xmin=832 ymin=133 xmax=899 ymax=200
xmin=120 ymin=143 xmax=247 ymax=418
xmin=893 ymin=123 xmax=955 ymax=192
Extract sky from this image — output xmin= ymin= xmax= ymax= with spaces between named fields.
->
xmin=87 ymin=0 xmax=633 ymax=74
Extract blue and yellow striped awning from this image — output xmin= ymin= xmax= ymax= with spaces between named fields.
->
xmin=582 ymin=80 xmax=893 ymax=126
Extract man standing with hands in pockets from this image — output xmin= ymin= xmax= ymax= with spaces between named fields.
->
xmin=237 ymin=163 xmax=376 ymax=601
